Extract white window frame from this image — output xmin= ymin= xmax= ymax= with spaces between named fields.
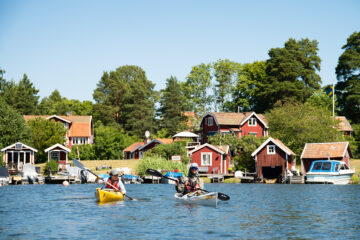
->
xmin=267 ymin=145 xmax=276 ymax=155
xmin=248 ymin=117 xmax=257 ymax=126
xmin=248 ymin=132 xmax=257 ymax=136
xmin=201 ymin=152 xmax=212 ymax=166
xmin=207 ymin=117 xmax=213 ymax=126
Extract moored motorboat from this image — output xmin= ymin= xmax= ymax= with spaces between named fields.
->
xmin=174 ymin=190 xmax=218 ymax=207
xmin=95 ymin=188 xmax=124 ymax=203
xmin=306 ymin=160 xmax=355 ymax=185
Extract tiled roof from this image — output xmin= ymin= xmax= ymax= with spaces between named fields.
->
xmin=335 ymin=116 xmax=353 ymax=132
xmin=301 ymin=142 xmax=351 ymax=159
xmin=156 ymin=138 xmax=173 ymax=144
xmin=24 ymin=115 xmax=92 ymax=137
xmin=123 ymin=142 xmax=144 ymax=152
xmin=209 ymin=112 xmax=268 ymax=127
xmin=273 ymin=139 xmax=296 ymax=156
xmin=214 ymin=145 xmax=230 ymax=153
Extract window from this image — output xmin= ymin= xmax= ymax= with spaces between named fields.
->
xmin=334 ymin=164 xmax=340 ymax=172
xmin=248 ymin=117 xmax=257 ymax=126
xmin=340 ymin=164 xmax=349 ymax=170
xmin=321 ymin=162 xmax=331 ymax=171
xmin=267 ymin=145 xmax=275 ymax=155
xmin=201 ymin=152 xmax=212 ymax=166
xmin=248 ymin=132 xmax=257 ymax=136
xmin=207 ymin=117 xmax=213 ymax=126
xmin=313 ymin=162 xmax=322 ymax=170
xmin=51 ymin=152 xmax=59 ymax=161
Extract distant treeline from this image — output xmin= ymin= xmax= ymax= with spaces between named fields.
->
xmin=0 ymin=32 xmax=359 ymax=162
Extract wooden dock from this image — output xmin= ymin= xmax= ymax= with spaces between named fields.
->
xmin=45 ymin=175 xmax=79 ymax=184
xmin=142 ymin=175 xmax=161 ymax=184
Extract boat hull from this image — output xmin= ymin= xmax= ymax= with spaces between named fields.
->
xmin=306 ymin=172 xmax=354 ymax=185
xmin=95 ymin=188 xmax=124 ymax=203
xmin=174 ymin=191 xmax=218 ymax=207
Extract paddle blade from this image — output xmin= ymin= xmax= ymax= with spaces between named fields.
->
xmin=72 ymin=159 xmax=86 ymax=170
xmin=125 ymin=194 xmax=137 ymax=201
xmin=217 ymin=192 xmax=230 ymax=201
xmin=146 ymin=169 xmax=163 ymax=178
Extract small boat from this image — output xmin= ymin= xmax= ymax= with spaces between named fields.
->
xmin=264 ymin=178 xmax=277 ymax=184
xmin=95 ymin=188 xmax=124 ymax=203
xmin=174 ymin=190 xmax=218 ymax=207
xmin=306 ymin=160 xmax=355 ymax=185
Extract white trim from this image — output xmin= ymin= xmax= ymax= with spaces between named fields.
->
xmin=46 ymin=115 xmax=71 ymax=124
xmin=201 ymin=152 xmax=212 ymax=166
xmin=248 ymin=117 xmax=257 ymax=126
xmin=251 ymin=137 xmax=293 ymax=157
xmin=267 ymin=145 xmax=276 ymax=155
xmin=207 ymin=117 xmax=213 ymax=126
xmin=188 ymin=143 xmax=226 ymax=155
xmin=45 ymin=144 xmax=71 ymax=153
xmin=199 ymin=113 xmax=219 ymax=129
xmin=1 ymin=142 xmax=38 ymax=152
xmin=240 ymin=112 xmax=268 ymax=128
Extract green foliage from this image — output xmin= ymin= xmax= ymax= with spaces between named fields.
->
xmin=0 ymin=99 xmax=31 ymax=149
xmin=226 ymin=61 xmax=266 ymax=112
xmin=44 ymin=159 xmax=58 ymax=175
xmin=209 ymin=134 xmax=264 ymax=171
xmin=257 ymin=38 xmax=322 ymax=112
xmin=0 ymin=74 xmax=39 ymax=115
xmin=94 ymin=123 xmax=138 ymax=160
xmin=27 ymin=118 xmax=67 ymax=163
xmin=158 ymin=76 xmax=188 ymax=137
xmin=69 ymin=144 xmax=96 ymax=160
xmin=306 ymin=89 xmax=334 ymax=112
xmin=184 ymin=63 xmax=212 ymax=115
xmin=136 ymin=156 xmax=187 ymax=176
xmin=335 ymin=31 xmax=360 ymax=124
xmin=265 ymin=102 xmax=342 ymax=156
xmin=93 ymin=65 xmax=156 ymax=138
xmin=144 ymin=141 xmax=190 ymax=164
xmin=213 ymin=59 xmax=239 ymax=111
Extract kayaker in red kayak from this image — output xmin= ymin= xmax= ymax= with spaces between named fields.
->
xmin=96 ymin=169 xmax=126 ymax=195
xmin=175 ymin=163 xmax=204 ymax=194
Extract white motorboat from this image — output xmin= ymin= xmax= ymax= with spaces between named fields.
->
xmin=306 ymin=160 xmax=355 ymax=185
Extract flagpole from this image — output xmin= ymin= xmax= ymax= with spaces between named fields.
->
xmin=333 ymin=83 xmax=335 ymax=121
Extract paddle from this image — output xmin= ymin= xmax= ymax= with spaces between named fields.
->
xmin=146 ymin=168 xmax=230 ymax=201
xmin=72 ymin=159 xmax=136 ymax=200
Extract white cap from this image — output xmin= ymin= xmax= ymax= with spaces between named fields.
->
xmin=190 ymin=163 xmax=199 ymax=168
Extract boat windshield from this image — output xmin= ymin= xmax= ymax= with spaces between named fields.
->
xmin=334 ymin=164 xmax=340 ymax=172
xmin=322 ymin=162 xmax=331 ymax=171
xmin=340 ymin=164 xmax=349 ymax=170
xmin=313 ymin=162 xmax=322 ymax=170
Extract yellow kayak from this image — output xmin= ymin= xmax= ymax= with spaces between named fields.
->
xmin=95 ymin=188 xmax=124 ymax=203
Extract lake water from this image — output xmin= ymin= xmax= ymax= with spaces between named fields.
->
xmin=1 ymin=183 xmax=360 ymax=239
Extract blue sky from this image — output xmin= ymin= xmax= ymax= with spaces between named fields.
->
xmin=0 ymin=0 xmax=359 ymax=101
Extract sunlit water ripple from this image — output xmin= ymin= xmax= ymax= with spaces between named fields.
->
xmin=1 ymin=183 xmax=359 ymax=239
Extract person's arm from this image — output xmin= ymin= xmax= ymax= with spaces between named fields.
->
xmin=118 ymin=180 xmax=126 ymax=194
xmin=96 ymin=177 xmax=107 ymax=186
xmin=199 ymin=178 xmax=204 ymax=189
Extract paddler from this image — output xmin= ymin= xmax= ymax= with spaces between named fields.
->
xmin=175 ymin=163 xmax=204 ymax=194
xmin=96 ymin=169 xmax=126 ymax=195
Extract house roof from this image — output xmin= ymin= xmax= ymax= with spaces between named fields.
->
xmin=173 ymin=131 xmax=199 ymax=138
xmin=24 ymin=115 xmax=92 ymax=137
xmin=201 ymin=112 xmax=268 ymax=128
xmin=251 ymin=137 xmax=295 ymax=157
xmin=335 ymin=116 xmax=353 ymax=132
xmin=123 ymin=142 xmax=144 ymax=153
xmin=1 ymin=142 xmax=38 ymax=152
xmin=45 ymin=144 xmax=71 ymax=153
xmin=139 ymin=138 xmax=173 ymax=151
xmin=188 ymin=143 xmax=230 ymax=155
xmin=300 ymin=142 xmax=352 ymax=159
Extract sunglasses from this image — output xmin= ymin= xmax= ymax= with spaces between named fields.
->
xmin=190 ymin=167 xmax=198 ymax=170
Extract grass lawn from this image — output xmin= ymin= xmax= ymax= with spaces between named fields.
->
xmin=36 ymin=159 xmax=140 ymax=175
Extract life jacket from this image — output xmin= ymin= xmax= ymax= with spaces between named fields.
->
xmin=106 ymin=178 xmax=120 ymax=191
xmin=184 ymin=176 xmax=200 ymax=193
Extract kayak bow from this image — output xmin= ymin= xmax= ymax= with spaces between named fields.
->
xmin=95 ymin=188 xmax=124 ymax=203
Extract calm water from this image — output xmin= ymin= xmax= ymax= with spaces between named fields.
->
xmin=1 ymin=183 xmax=360 ymax=239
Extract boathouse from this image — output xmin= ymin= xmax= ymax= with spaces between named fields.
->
xmin=188 ymin=143 xmax=230 ymax=174
xmin=45 ymin=144 xmax=71 ymax=171
xmin=300 ymin=142 xmax=353 ymax=175
xmin=251 ymin=137 xmax=296 ymax=180
xmin=199 ymin=112 xmax=269 ymax=143
xmin=1 ymin=142 xmax=38 ymax=174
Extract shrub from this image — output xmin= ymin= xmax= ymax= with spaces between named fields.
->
xmin=137 ymin=156 xmax=187 ymax=176
xmin=144 ymin=141 xmax=189 ymax=164
xmin=44 ymin=160 xmax=58 ymax=175
xmin=69 ymin=144 xmax=96 ymax=160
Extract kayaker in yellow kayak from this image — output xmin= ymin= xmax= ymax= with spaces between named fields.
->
xmin=96 ymin=169 xmax=126 ymax=195
xmin=175 ymin=163 xmax=204 ymax=194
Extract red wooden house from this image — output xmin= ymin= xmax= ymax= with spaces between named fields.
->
xmin=300 ymin=142 xmax=353 ymax=175
xmin=45 ymin=144 xmax=71 ymax=171
xmin=24 ymin=114 xmax=93 ymax=149
xmin=251 ymin=137 xmax=296 ymax=180
xmin=1 ymin=142 xmax=38 ymax=174
xmin=188 ymin=143 xmax=230 ymax=174
xmin=123 ymin=138 xmax=173 ymax=159
xmin=200 ymin=112 xmax=269 ymax=143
